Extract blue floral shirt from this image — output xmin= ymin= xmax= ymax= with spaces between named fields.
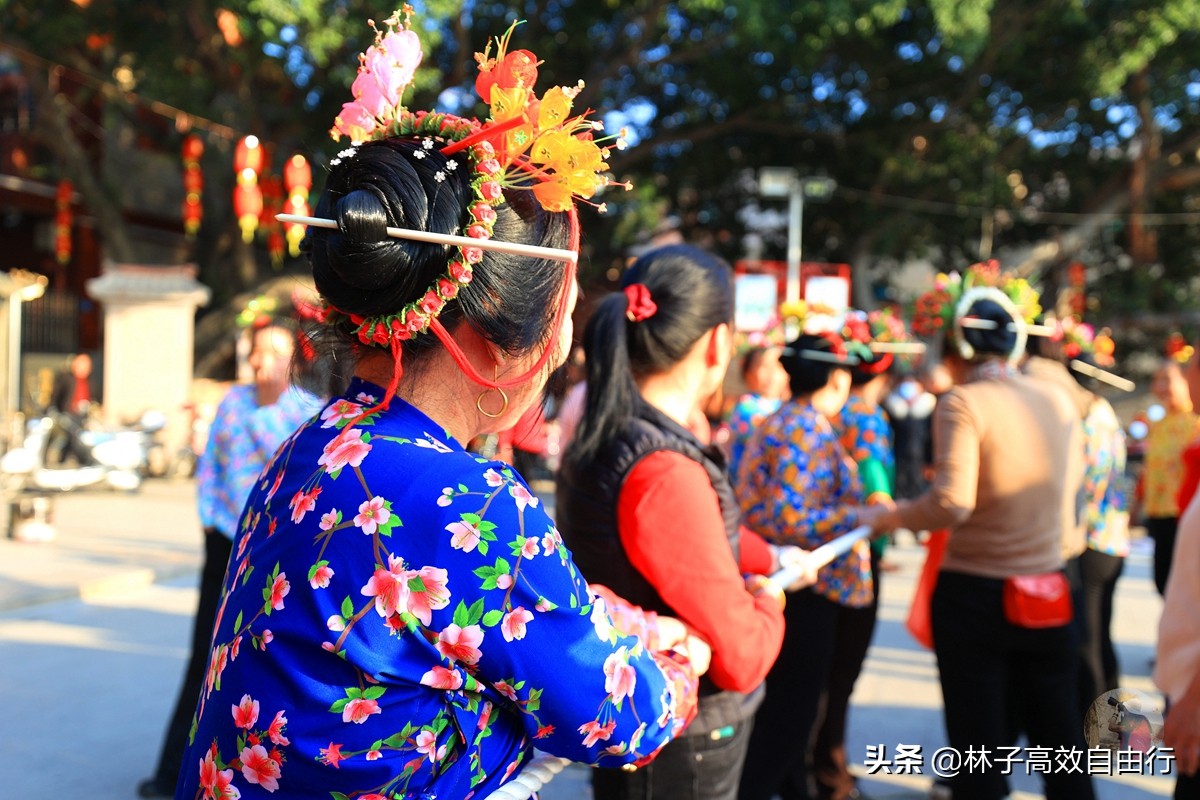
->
xmin=726 ymin=393 xmax=783 ymax=483
xmin=197 ymin=384 xmax=324 ymax=540
xmin=736 ymin=400 xmax=873 ymax=608
xmin=178 ymin=379 xmax=697 ymax=800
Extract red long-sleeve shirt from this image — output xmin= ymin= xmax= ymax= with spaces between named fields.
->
xmin=616 ymin=450 xmax=785 ymax=694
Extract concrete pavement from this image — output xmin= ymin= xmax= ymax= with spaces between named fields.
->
xmin=0 ymin=479 xmax=1178 ymax=799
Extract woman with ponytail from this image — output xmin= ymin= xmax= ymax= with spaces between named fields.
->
xmin=175 ymin=16 xmax=708 ymax=800
xmin=558 ymin=244 xmax=796 ymax=800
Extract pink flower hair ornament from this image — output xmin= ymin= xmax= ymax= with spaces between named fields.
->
xmin=281 ymin=6 xmax=630 ymax=418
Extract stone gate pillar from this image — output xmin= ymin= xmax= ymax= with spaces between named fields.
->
xmin=86 ymin=263 xmax=210 ymax=452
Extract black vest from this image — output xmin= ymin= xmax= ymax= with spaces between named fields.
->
xmin=556 ymin=400 xmax=762 ymax=730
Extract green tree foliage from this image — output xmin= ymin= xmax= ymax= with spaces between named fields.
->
xmin=4 ymin=0 xmax=1200 ymax=318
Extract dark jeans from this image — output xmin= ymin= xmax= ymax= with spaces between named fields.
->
xmin=1079 ymin=548 xmax=1124 ymax=696
xmin=1146 ymin=516 xmax=1179 ymax=596
xmin=932 ymin=570 xmax=1095 ymax=800
xmin=149 ymin=528 xmax=232 ymax=793
xmin=592 ymin=716 xmax=753 ymax=800
xmin=812 ymin=555 xmax=880 ymax=800
xmin=1177 ymin=769 xmax=1200 ymax=799
xmin=738 ymin=590 xmax=840 ymax=800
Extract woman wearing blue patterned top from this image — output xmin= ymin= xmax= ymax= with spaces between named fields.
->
xmin=175 ymin=15 xmax=705 ymax=800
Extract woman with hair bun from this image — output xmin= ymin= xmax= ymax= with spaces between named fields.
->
xmin=175 ymin=14 xmax=707 ymax=800
xmin=735 ymin=331 xmax=873 ymax=800
xmin=861 ymin=268 xmax=1095 ymax=800
xmin=558 ymin=244 xmax=795 ymax=800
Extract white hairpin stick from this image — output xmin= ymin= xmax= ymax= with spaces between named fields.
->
xmin=958 ymin=317 xmax=1055 ymax=336
xmin=783 ymin=349 xmax=861 ymax=365
xmin=1069 ymin=359 xmax=1136 ymax=392
xmin=869 ymin=341 xmax=927 ymax=354
xmin=276 ymin=213 xmax=579 ymax=265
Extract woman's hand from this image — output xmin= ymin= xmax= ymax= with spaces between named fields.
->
xmin=772 ymin=546 xmax=819 ymax=591
xmin=655 ymin=615 xmax=713 ymax=676
xmin=1165 ymin=678 xmax=1200 ymax=776
xmin=857 ymin=503 xmax=898 ymax=534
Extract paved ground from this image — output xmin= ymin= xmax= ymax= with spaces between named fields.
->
xmin=0 ymin=479 xmax=1178 ymax=799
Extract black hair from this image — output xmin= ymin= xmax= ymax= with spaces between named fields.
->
xmin=303 ymin=138 xmax=570 ymax=369
xmin=741 ymin=346 xmax=770 ymax=381
xmin=566 ymin=244 xmax=733 ymax=465
xmin=1068 ymin=351 xmax=1102 ymax=394
xmin=780 ymin=333 xmax=850 ymax=396
xmin=957 ymin=297 xmax=1017 ymax=359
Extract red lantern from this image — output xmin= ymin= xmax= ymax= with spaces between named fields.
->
xmin=233 ymin=181 xmax=263 ymax=242
xmin=55 ymin=179 xmax=73 ymax=265
xmin=234 ymin=135 xmax=264 ymax=242
xmin=181 ymin=134 xmax=204 ymax=237
xmin=283 ymin=154 xmax=312 ymax=257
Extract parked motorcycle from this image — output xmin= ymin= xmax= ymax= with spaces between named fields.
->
xmin=0 ymin=412 xmax=145 ymax=495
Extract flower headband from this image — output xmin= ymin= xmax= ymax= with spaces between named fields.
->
xmin=1060 ymin=318 xmax=1134 ymax=391
xmin=281 ymin=7 xmax=630 ymax=413
xmin=840 ymin=309 xmax=925 ymax=375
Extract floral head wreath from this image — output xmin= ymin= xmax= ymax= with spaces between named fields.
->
xmin=912 ymin=260 xmax=1044 ymax=363
xmin=1056 ymin=316 xmax=1134 ymax=391
xmin=840 ymin=308 xmax=924 ymax=375
xmin=283 ymin=7 xmax=629 ymax=415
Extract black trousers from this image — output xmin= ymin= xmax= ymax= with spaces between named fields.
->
xmin=1177 ymin=769 xmax=1200 ymax=799
xmin=592 ymin=716 xmax=754 ymax=800
xmin=932 ymin=571 xmax=1095 ymax=800
xmin=738 ymin=590 xmax=840 ymax=800
xmin=1078 ymin=548 xmax=1124 ymax=696
xmin=1146 ymin=516 xmax=1179 ymax=596
xmin=812 ymin=555 xmax=880 ymax=800
xmin=149 ymin=528 xmax=232 ymax=792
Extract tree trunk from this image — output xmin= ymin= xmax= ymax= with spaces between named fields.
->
xmin=30 ymin=69 xmax=137 ymax=264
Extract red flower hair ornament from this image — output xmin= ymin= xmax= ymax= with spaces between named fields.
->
xmin=624 ymin=283 xmax=657 ymax=322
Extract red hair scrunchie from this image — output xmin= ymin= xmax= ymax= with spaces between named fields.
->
xmin=624 ymin=283 xmax=657 ymax=322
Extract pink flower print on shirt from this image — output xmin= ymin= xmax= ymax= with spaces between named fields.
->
xmin=492 ymin=679 xmax=519 ymax=702
xmin=420 ymin=665 xmax=464 ymax=691
xmin=206 ymin=644 xmax=229 ymax=695
xmin=436 ymin=623 xmax=484 ymax=665
xmin=199 ymin=744 xmax=240 ymax=800
xmin=484 ymin=468 xmax=505 ymax=487
xmin=230 ymin=635 xmax=242 ymax=662
xmin=510 ymin=483 xmax=539 ymax=512
xmin=446 ymin=520 xmax=481 ymax=552
xmin=342 ymin=697 xmax=381 ymax=724
xmin=361 ymin=554 xmax=411 ymax=619
xmin=496 ymin=573 xmax=513 ymax=589
xmin=266 ymin=471 xmax=284 ymax=502
xmin=318 ymin=428 xmax=372 ymax=474
xmin=320 ymin=398 xmax=363 ymax=428
xmin=267 ymin=710 xmax=290 ymax=746
xmin=406 ymin=565 xmax=450 ymax=626
xmin=239 ymin=744 xmax=281 ymax=792
xmin=309 ymin=562 xmax=334 ymax=589
xmin=353 ymin=496 xmax=391 ymax=535
xmin=318 ymin=510 xmax=340 ymax=531
xmin=589 ymin=596 xmax=613 ymax=641
xmin=578 ymin=719 xmax=617 ymax=747
xmin=501 ymin=607 xmax=534 ymax=642
xmin=604 ymin=648 xmax=637 ymax=704
xmin=232 ymin=694 xmax=260 ymax=729
xmin=436 ymin=487 xmax=454 ymax=507
xmin=541 ymin=528 xmax=562 ymax=556
xmin=415 ymin=729 xmax=447 ymax=763
xmin=268 ymin=574 xmax=290 ymax=611
xmin=260 ymin=629 xmax=274 ymax=648
xmin=319 ymin=742 xmax=345 ymax=768
xmin=366 ymin=749 xmax=383 ymax=761
xmin=520 ymin=537 xmax=540 ymax=560
xmin=288 ymin=486 xmax=321 ymax=524
xmin=327 ymin=614 xmax=346 ymax=632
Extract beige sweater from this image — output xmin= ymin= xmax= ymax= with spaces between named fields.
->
xmin=897 ymin=372 xmax=1084 ymax=579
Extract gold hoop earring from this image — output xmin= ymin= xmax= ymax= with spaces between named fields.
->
xmin=476 ymin=386 xmax=509 ymax=418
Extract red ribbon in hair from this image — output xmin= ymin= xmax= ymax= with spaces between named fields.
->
xmin=624 ymin=283 xmax=657 ymax=322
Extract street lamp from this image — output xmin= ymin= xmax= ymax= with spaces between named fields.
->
xmin=758 ymin=168 xmax=837 ymax=304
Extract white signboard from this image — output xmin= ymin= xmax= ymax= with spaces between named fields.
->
xmin=734 ymin=274 xmax=779 ymax=332
xmin=804 ymin=275 xmax=851 ymax=311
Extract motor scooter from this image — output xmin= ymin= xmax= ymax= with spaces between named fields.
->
xmin=0 ymin=412 xmax=144 ymax=495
